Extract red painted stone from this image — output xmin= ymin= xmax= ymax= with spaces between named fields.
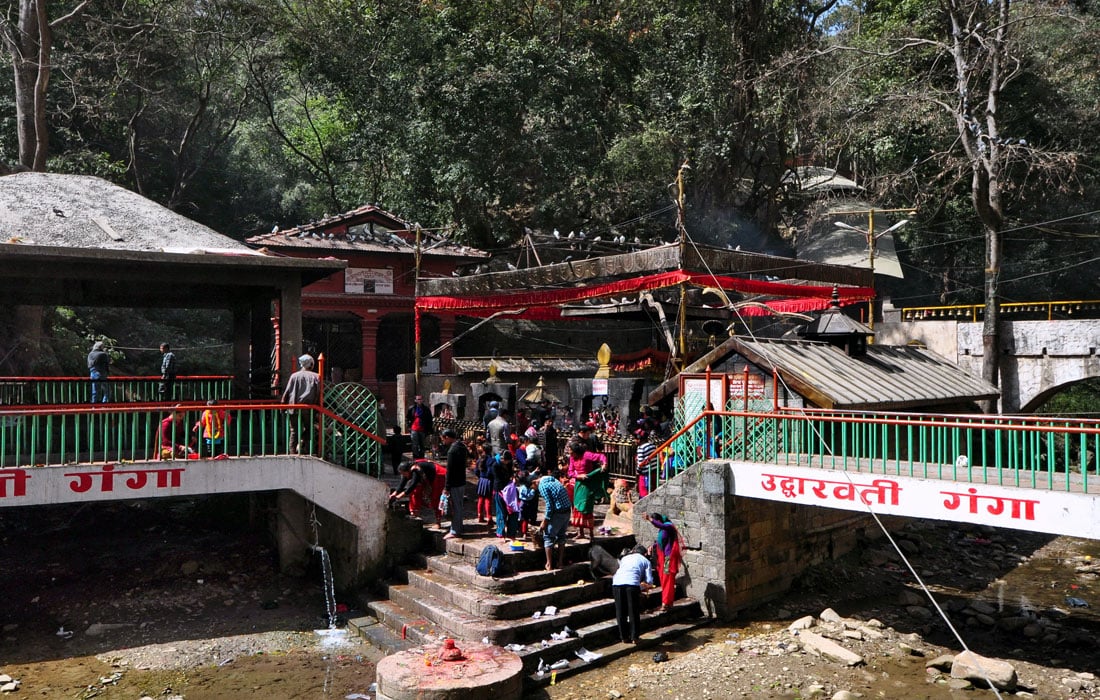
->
xmin=376 ymin=641 xmax=524 ymax=700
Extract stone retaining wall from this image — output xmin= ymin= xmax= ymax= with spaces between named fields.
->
xmin=634 ymin=460 xmax=881 ymax=619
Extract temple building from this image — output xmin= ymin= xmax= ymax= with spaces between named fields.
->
xmin=246 ymin=205 xmax=488 ymax=414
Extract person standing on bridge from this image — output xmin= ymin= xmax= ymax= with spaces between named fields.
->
xmin=282 ymin=354 xmax=320 ymax=455
xmin=87 ymin=340 xmax=110 ymax=404
xmin=158 ymin=343 xmax=178 ymax=401
xmin=194 ymin=399 xmax=231 ymax=457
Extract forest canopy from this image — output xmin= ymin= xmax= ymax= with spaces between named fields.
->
xmin=2 ymin=0 xmax=1098 ymax=312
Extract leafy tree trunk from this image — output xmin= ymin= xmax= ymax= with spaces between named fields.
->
xmin=6 ymin=0 xmax=50 ymax=170
xmin=946 ymin=0 xmax=1010 ymax=413
xmin=2 ymin=0 xmax=87 ymax=170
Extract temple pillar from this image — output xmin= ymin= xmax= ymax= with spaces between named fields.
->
xmin=360 ymin=314 xmax=379 ymax=384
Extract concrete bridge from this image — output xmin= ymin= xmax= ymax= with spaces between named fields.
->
xmin=877 ymin=318 xmax=1100 ymax=413
xmin=2 ymin=399 xmax=1098 ymax=620
xmin=0 ymin=456 xmax=390 ymax=591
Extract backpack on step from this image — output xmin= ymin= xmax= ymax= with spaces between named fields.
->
xmin=475 ymin=544 xmax=504 ymax=577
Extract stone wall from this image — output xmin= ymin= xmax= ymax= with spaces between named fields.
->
xmin=633 ymin=460 xmax=879 ymax=619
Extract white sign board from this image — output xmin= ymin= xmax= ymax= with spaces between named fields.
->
xmin=729 ymin=462 xmax=1100 ymax=540
xmin=592 ymin=378 xmax=608 ymax=396
xmin=345 ymin=268 xmax=394 ymax=295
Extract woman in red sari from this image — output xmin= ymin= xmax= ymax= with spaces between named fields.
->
xmin=647 ymin=512 xmax=682 ymax=612
xmin=566 ymin=442 xmax=607 ymax=540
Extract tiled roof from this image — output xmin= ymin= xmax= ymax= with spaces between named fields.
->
xmin=246 ymin=204 xmax=488 ymax=259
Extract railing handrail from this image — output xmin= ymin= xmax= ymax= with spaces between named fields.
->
xmin=642 ymin=407 xmax=1100 ymax=491
xmin=900 ymin=299 xmax=1100 ymax=321
xmin=0 ymin=399 xmax=281 ymax=416
xmin=0 ymin=374 xmax=234 ymax=381
xmin=777 ymin=406 xmax=1100 ymax=429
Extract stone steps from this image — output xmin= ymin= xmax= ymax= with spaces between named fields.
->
xmin=354 ymin=509 xmax=706 ymax=686
xmin=397 ymin=564 xmax=611 ymax=619
xmin=412 ymin=551 xmax=595 ymax=595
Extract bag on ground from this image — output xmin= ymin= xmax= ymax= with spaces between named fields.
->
xmin=475 ymin=544 xmax=504 ymax=577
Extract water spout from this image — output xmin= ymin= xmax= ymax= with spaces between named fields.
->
xmin=311 ymin=544 xmax=339 ymax=629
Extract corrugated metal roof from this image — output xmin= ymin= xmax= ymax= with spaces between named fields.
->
xmin=649 ymin=335 xmax=999 ymax=410
xmin=248 ymin=231 xmax=487 ymax=259
xmin=452 ymin=356 xmax=599 ymax=374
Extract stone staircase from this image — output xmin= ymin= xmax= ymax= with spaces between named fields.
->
xmin=351 ymin=512 xmax=705 ymax=688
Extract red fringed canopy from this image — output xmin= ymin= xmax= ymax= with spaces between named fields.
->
xmin=416 ymin=270 xmax=873 ymax=320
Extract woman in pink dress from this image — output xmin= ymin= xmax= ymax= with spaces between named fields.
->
xmin=566 ymin=442 xmax=607 ymax=540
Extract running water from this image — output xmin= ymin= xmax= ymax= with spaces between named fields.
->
xmin=313 ymin=544 xmax=339 ymax=629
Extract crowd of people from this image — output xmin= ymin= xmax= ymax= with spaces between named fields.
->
xmin=386 ymin=397 xmax=684 ymax=633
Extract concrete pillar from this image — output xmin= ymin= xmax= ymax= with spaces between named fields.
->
xmin=275 ymin=489 xmax=312 ymax=576
xmin=438 ymin=316 xmax=456 ymax=374
xmin=231 ymin=303 xmax=251 ymax=399
xmin=250 ymin=297 xmax=274 ymax=398
xmin=279 ymin=281 xmax=303 ymax=391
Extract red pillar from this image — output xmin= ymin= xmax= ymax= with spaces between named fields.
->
xmin=360 ymin=314 xmax=378 ymax=384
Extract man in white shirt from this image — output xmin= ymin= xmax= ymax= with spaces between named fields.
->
xmin=611 ymin=545 xmax=654 ymax=643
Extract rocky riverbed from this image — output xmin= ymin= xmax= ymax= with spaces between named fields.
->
xmin=2 ymin=499 xmax=1098 ymax=699
xmin=543 ymin=521 xmax=1100 ymax=699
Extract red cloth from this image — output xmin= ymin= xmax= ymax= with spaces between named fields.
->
xmin=656 ymin=541 xmax=682 ymax=608
xmin=417 ymin=270 xmax=873 ymax=315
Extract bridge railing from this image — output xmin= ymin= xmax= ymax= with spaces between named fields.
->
xmin=0 ymin=375 xmax=236 ymax=405
xmin=646 ymin=407 xmax=1100 ymax=494
xmin=0 ymin=401 xmax=385 ymax=476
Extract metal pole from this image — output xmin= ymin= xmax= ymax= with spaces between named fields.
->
xmin=414 ymin=225 xmax=422 ymax=386
xmin=867 ymin=209 xmax=876 ymax=329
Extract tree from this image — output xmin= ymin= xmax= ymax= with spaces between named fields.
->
xmin=1 ymin=0 xmax=87 ymax=170
xmin=809 ymin=0 xmax=1093 ymax=411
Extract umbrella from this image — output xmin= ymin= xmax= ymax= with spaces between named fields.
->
xmin=521 ymin=376 xmax=560 ymax=404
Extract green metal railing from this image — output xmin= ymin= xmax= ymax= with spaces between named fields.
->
xmin=0 ymin=375 xmax=235 ymax=405
xmin=0 ymin=401 xmax=385 ymax=476
xmin=646 ymin=404 xmax=1100 ymax=494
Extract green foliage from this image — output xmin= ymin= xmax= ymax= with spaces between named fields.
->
xmin=1038 ymin=380 xmax=1100 ymax=418
xmin=0 ymin=0 xmax=1096 ymax=324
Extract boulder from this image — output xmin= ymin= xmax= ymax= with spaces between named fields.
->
xmin=799 ymin=630 xmax=864 ymax=666
xmin=951 ymin=650 xmax=1017 ymax=691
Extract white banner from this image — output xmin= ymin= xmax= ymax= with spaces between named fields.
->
xmin=729 ymin=462 xmax=1100 ymax=539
